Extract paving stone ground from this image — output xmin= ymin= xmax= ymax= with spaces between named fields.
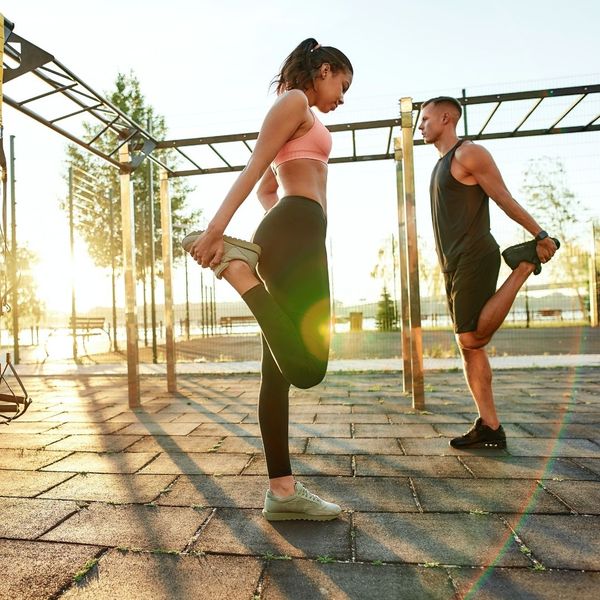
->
xmin=0 ymin=366 xmax=599 ymax=599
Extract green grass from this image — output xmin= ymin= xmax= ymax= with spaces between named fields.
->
xmin=73 ymin=558 xmax=99 ymax=583
xmin=263 ymin=552 xmax=292 ymax=561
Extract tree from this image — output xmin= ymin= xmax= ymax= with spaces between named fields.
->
xmin=521 ymin=157 xmax=590 ymax=317
xmin=375 ymin=286 xmax=398 ymax=331
xmin=1 ymin=247 xmax=45 ymax=335
xmin=64 ymin=72 xmax=201 ymax=278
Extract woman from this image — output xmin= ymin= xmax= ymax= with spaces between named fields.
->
xmin=183 ymin=38 xmax=353 ymax=521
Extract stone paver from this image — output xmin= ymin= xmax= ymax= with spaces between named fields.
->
xmin=113 ymin=422 xmax=201 ymax=436
xmin=60 ymin=551 xmax=263 ymax=600
xmin=354 ymin=512 xmax=530 ymax=566
xmin=512 ymin=514 xmax=600 ymax=570
xmin=306 ymin=437 xmax=404 ymax=455
xmin=45 ymin=434 xmax=141 ymax=452
xmin=137 ymin=452 xmax=249 ymax=475
xmin=189 ymin=422 xmax=261 ymax=437
xmin=0 ymin=448 xmax=71 ymax=470
xmin=0 ymin=539 xmax=100 ymax=600
xmin=193 ymin=508 xmax=351 ymax=559
xmin=0 ymin=433 xmax=68 ymax=449
xmin=40 ymin=451 xmax=157 ymax=473
xmin=0 ymin=497 xmax=81 ymax=539
xmin=460 ymin=456 xmax=597 ymax=480
xmin=504 ymin=438 xmax=600 ymax=457
xmin=263 ymin=561 xmax=455 ymax=599
xmin=123 ymin=435 xmax=223 ymax=453
xmin=400 ymin=438 xmax=509 ymax=456
xmin=413 ymin=478 xmax=569 ymax=513
xmin=39 ymin=473 xmax=174 ymax=503
xmin=156 ymin=474 xmax=268 ymax=508
xmin=451 ymin=568 xmax=600 ymax=600
xmin=41 ymin=503 xmax=211 ymax=551
xmin=355 ymin=455 xmax=470 ymax=478
xmin=541 ymin=480 xmax=600 ymax=513
xmin=243 ymin=454 xmax=353 ymax=476
xmin=0 ymin=470 xmax=74 ymax=497
xmin=1 ymin=367 xmax=599 ymax=598
xmin=217 ymin=436 xmax=306 ymax=454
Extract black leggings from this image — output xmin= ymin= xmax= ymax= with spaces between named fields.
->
xmin=242 ymin=196 xmax=330 ymax=478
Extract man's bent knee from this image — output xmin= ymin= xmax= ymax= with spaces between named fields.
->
xmin=457 ymin=331 xmax=489 ymax=351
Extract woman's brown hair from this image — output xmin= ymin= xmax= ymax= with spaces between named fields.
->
xmin=272 ymin=38 xmax=353 ymax=95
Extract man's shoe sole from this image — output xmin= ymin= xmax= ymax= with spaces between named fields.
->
xmin=262 ymin=510 xmax=340 ymax=522
xmin=449 ymin=440 xmax=507 ymax=449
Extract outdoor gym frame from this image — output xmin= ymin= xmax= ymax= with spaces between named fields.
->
xmin=2 ymin=17 xmax=600 ymax=409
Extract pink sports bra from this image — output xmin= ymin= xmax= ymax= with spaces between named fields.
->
xmin=272 ymin=111 xmax=332 ymax=169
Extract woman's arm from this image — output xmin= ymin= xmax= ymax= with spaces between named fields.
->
xmin=256 ymin=168 xmax=279 ymax=211
xmin=190 ymin=90 xmax=308 ymax=268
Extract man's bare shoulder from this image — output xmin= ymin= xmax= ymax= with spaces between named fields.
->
xmin=455 ymin=141 xmax=494 ymax=168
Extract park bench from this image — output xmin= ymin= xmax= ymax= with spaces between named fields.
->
xmin=44 ymin=317 xmax=111 ymax=359
xmin=69 ymin=317 xmax=111 ymax=354
xmin=537 ymin=308 xmax=563 ymax=320
xmin=69 ymin=316 xmax=108 ymax=337
xmin=219 ymin=315 xmax=257 ymax=333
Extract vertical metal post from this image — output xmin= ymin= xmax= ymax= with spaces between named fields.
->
xmin=148 ymin=118 xmax=158 ymax=363
xmin=462 ymin=88 xmax=468 ymax=137
xmin=119 ymin=144 xmax=140 ymax=408
xmin=200 ymin=270 xmax=206 ymax=337
xmin=400 ymin=97 xmax=425 ymax=409
xmin=68 ymin=166 xmax=78 ymax=362
xmin=184 ymin=255 xmax=191 ymax=340
xmin=108 ymin=190 xmax=119 ymax=352
xmin=9 ymin=136 xmax=19 ymax=363
xmin=141 ymin=197 xmax=148 ymax=346
xmin=211 ymin=282 xmax=217 ymax=336
xmin=160 ymin=169 xmax=176 ymax=391
xmin=394 ymin=138 xmax=412 ymax=393
xmin=590 ymin=220 xmax=599 ymax=327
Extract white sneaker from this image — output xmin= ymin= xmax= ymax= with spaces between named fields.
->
xmin=262 ymin=482 xmax=342 ymax=521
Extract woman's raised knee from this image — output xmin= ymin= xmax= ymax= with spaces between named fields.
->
xmin=289 ymin=363 xmax=327 ymax=389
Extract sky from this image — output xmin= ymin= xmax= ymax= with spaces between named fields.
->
xmin=2 ymin=0 xmax=600 ymax=312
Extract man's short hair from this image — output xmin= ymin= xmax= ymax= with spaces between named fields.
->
xmin=422 ymin=96 xmax=463 ymax=119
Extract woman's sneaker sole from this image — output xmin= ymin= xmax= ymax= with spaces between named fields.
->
xmin=181 ymin=230 xmax=261 ymax=279
xmin=262 ymin=510 xmax=340 ymax=522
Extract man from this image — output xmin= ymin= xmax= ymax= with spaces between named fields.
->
xmin=419 ymin=96 xmax=559 ymax=449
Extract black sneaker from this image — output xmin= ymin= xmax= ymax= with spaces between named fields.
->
xmin=501 ymin=238 xmax=560 ymax=276
xmin=449 ymin=417 xmax=507 ymax=449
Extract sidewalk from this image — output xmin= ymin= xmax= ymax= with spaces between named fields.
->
xmin=1 ymin=367 xmax=599 ymax=599
xmin=11 ymin=353 xmax=600 ymax=377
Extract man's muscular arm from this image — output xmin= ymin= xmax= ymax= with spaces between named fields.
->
xmin=454 ymin=143 xmax=557 ymax=262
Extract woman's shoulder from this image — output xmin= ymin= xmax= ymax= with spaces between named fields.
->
xmin=273 ymin=89 xmax=309 ymax=111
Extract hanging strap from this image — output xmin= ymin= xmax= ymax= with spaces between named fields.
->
xmin=0 ymin=15 xmax=10 ymax=315
xmin=0 ymin=13 xmax=6 ymax=178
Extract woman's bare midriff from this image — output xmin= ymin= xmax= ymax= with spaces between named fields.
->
xmin=275 ymin=159 xmax=328 ymax=211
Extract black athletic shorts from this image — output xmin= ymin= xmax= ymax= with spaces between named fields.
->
xmin=443 ymin=249 xmax=501 ymax=334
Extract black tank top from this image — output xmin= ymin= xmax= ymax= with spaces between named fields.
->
xmin=429 ymin=139 xmax=498 ymax=272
